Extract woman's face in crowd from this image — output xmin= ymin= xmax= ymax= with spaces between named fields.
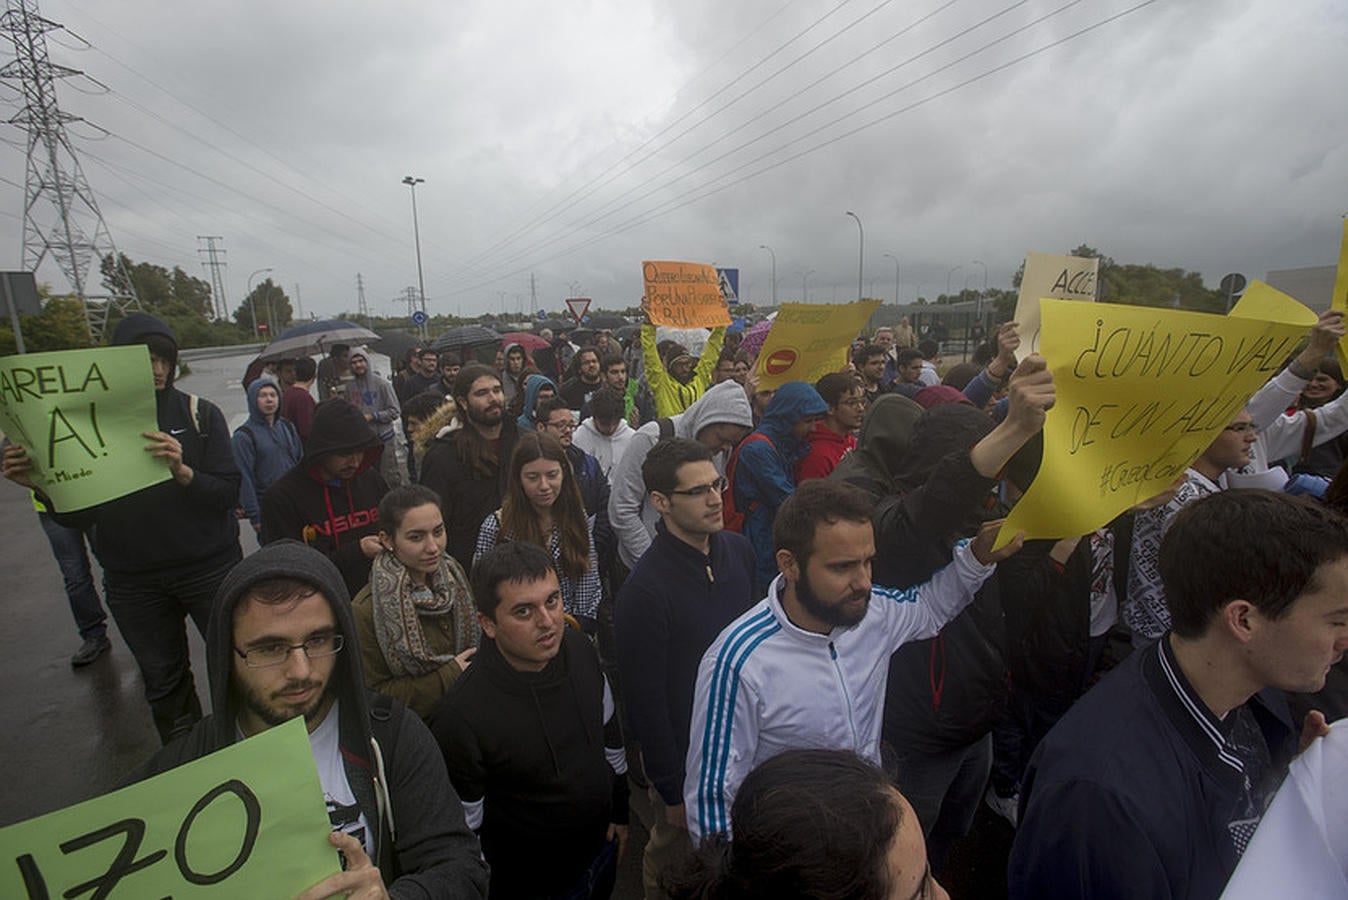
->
xmin=520 ymin=457 xmax=565 ymax=510
xmin=386 ymin=503 xmax=445 ymax=577
xmin=1303 ymin=372 xmax=1342 ymax=404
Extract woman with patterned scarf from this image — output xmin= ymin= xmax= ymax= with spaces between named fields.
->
xmin=352 ymin=484 xmax=479 ymax=721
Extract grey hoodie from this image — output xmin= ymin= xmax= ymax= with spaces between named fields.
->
xmin=608 ymin=380 xmax=754 ymax=568
xmin=130 ymin=542 xmax=488 ymax=898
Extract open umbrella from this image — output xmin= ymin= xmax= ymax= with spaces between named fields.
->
xmin=500 ymin=331 xmax=551 ymax=352
xmin=589 ymin=314 xmax=628 ymax=330
xmin=369 ymin=330 xmax=424 ymax=363
xmin=257 ymin=319 xmax=380 ymax=362
xmin=432 ymin=324 xmax=502 ymax=353
xmin=738 ymin=315 xmax=776 ymax=360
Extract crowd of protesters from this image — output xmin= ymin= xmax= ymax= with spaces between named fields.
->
xmin=6 ymin=300 xmax=1348 ymax=900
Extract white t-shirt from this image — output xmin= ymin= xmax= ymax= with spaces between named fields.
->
xmin=309 ymin=700 xmax=373 ymax=857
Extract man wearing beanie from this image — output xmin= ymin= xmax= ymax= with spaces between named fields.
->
xmin=261 ymin=399 xmax=389 ymax=597
xmin=2 ymin=312 xmax=242 ymax=745
xmin=128 ymin=542 xmax=488 ymax=898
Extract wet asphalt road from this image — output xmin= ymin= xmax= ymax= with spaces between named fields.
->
xmin=0 ymin=347 xmax=651 ymax=898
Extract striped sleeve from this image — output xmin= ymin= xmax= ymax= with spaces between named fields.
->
xmin=685 ymin=607 xmax=780 ymax=841
xmin=872 ymin=539 xmax=995 ymax=652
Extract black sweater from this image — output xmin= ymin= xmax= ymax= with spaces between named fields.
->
xmin=614 ymin=523 xmax=756 ymax=804
xmin=418 ymin=419 xmax=519 ymax=570
xmin=431 ymin=630 xmax=627 ymax=898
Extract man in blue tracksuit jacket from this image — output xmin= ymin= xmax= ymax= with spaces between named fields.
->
xmin=731 ymin=381 xmax=827 ymax=595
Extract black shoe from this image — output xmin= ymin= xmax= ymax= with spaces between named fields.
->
xmin=71 ymin=635 xmax=111 ymax=667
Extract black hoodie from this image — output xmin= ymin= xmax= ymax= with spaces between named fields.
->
xmin=431 ymin=628 xmax=628 ymax=898
xmin=50 ymin=313 xmax=241 ymax=577
xmin=130 ymin=541 xmax=489 ymax=897
xmin=260 ymin=399 xmax=388 ymax=598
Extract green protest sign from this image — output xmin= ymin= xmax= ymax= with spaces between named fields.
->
xmin=0 ymin=718 xmax=340 ymax=898
xmin=0 ymin=346 xmax=170 ymax=511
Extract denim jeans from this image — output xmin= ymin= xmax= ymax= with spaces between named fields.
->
xmin=104 ymin=553 xmax=239 ymax=744
xmin=36 ymin=511 xmax=107 ymax=642
xmin=894 ymin=733 xmax=993 ymax=871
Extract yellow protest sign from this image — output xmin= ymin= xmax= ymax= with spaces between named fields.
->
xmin=753 ymin=300 xmax=881 ymax=391
xmin=642 ymin=261 xmax=732 ymax=329
xmin=1013 ymin=252 xmax=1100 ymax=352
xmin=0 ymin=718 xmax=339 ymax=899
xmin=1332 ymin=219 xmax=1348 ymax=372
xmin=997 ymin=286 xmax=1312 ymax=548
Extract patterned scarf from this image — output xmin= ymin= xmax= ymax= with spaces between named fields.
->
xmin=369 ymin=549 xmax=477 ymax=677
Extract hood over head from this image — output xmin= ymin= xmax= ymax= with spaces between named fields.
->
xmin=203 ymin=541 xmax=371 ymax=753
xmin=831 ymin=393 xmax=924 ymax=499
xmin=891 ymin=403 xmax=995 ymax=494
xmin=112 ymin=312 xmax=179 ymax=388
xmin=755 ymin=381 xmax=828 ymax=457
xmin=245 ymin=378 xmax=283 ymax=426
xmin=674 ymin=379 xmax=755 ymax=440
xmin=516 ymin=373 xmax=557 ymax=430
xmin=303 ymin=398 xmax=381 ymax=469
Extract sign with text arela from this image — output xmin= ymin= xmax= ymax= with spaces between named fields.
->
xmin=754 ymin=300 xmax=881 ymax=391
xmin=1014 ymin=252 xmax=1100 ymax=353
xmin=643 ymin=261 xmax=732 ymax=329
xmin=0 ymin=718 xmax=340 ymax=899
xmin=0 ymin=346 xmax=170 ymax=512
xmin=995 ymin=282 xmax=1316 ymax=549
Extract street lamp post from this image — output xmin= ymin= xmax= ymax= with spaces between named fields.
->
xmin=758 ymin=244 xmax=777 ymax=306
xmin=845 ymin=211 xmax=864 ymax=301
xmin=801 ymin=268 xmax=815 ymax=300
xmin=883 ymin=253 xmax=900 ymax=305
xmin=971 ymin=259 xmax=988 ymax=324
xmin=945 ymin=265 xmax=962 ymax=300
xmin=401 ymin=175 xmax=428 ymax=338
xmin=247 ymin=267 xmax=272 ymax=339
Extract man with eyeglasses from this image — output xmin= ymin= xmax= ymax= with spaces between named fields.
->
xmin=796 ymin=372 xmax=865 ymax=482
xmin=1124 ymin=409 xmax=1259 ymax=646
xmin=614 ymin=438 xmax=756 ymax=897
xmin=128 ymin=541 xmax=489 ymax=899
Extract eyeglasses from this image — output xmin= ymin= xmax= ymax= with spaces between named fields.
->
xmin=665 ymin=476 xmax=728 ymax=498
xmin=1224 ymin=423 xmax=1257 ymax=434
xmin=838 ymin=398 xmax=866 ymax=408
xmin=234 ymin=634 xmax=344 ymax=668
xmin=545 ymin=419 xmax=576 ymax=432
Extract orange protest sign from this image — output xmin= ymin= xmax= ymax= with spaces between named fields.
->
xmin=642 ymin=261 xmax=731 ymax=329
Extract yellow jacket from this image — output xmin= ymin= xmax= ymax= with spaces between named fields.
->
xmin=642 ymin=323 xmax=727 ymax=418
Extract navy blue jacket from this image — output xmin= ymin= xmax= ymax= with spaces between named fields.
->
xmin=614 ymin=522 xmax=756 ymax=805
xmin=1010 ymin=638 xmax=1296 ymax=900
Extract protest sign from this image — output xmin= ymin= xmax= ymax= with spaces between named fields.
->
xmin=996 ymin=283 xmax=1313 ymax=549
xmin=1013 ymin=252 xmax=1100 ymax=353
xmin=1332 ymin=219 xmax=1348 ymax=372
xmin=753 ymin=300 xmax=880 ymax=391
xmin=0 ymin=718 xmax=340 ymax=899
xmin=0 ymin=346 xmax=170 ymax=512
xmin=642 ymin=261 xmax=732 ymax=329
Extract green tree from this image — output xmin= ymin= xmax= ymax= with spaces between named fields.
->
xmin=233 ymin=279 xmax=294 ymax=337
xmin=0 ymin=294 xmax=94 ymax=355
xmin=169 ymin=266 xmax=214 ymax=317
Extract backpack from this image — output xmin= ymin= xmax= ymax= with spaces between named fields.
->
xmin=722 ymin=433 xmax=775 ymax=533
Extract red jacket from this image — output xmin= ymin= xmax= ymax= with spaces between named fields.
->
xmin=795 ymin=421 xmax=857 ymax=482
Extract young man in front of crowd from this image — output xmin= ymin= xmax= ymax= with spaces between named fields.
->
xmin=796 ymin=371 xmax=864 ymax=482
xmin=1011 ymin=489 xmax=1343 ymax=900
xmin=573 ymin=386 xmax=636 ymax=480
xmin=615 ymin=439 xmax=757 ymax=897
xmin=560 ymin=345 xmax=605 ymax=411
xmin=130 ymin=542 xmax=489 ymax=898
xmin=432 ymin=542 xmax=629 ymax=900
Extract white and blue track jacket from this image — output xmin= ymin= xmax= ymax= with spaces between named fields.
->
xmin=684 ymin=540 xmax=995 ymax=840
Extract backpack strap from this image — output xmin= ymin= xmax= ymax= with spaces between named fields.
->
xmin=187 ymin=393 xmax=209 ymax=438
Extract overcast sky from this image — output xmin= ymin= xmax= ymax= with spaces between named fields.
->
xmin=3 ymin=0 xmax=1344 ymax=321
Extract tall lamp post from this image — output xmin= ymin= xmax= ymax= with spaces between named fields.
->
xmin=247 ymin=267 xmax=272 ymax=339
xmin=845 ymin=211 xmax=864 ymax=301
xmin=801 ymin=268 xmax=815 ymax=301
xmin=883 ymin=253 xmax=900 ymax=305
xmin=401 ymin=175 xmax=428 ymax=337
xmin=758 ymin=244 xmax=777 ymax=306
xmin=945 ymin=265 xmax=962 ymax=300
xmin=971 ymin=259 xmax=988 ymax=325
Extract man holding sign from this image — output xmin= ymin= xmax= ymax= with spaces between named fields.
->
xmin=2 ymin=313 xmax=241 ymax=745
xmin=130 ymin=542 xmax=489 ymax=898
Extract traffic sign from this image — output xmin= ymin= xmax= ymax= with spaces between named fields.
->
xmin=717 ymin=268 xmax=739 ymax=304
xmin=565 ymin=297 xmax=591 ymax=324
xmin=412 ymin=310 xmax=427 ymax=325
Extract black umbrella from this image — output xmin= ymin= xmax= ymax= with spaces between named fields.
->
xmin=370 ymin=330 xmax=423 ymax=363
xmin=256 ymin=318 xmax=379 ymax=362
xmin=432 ymin=324 xmax=503 ymax=353
xmin=589 ymin=314 xmax=627 ymax=329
